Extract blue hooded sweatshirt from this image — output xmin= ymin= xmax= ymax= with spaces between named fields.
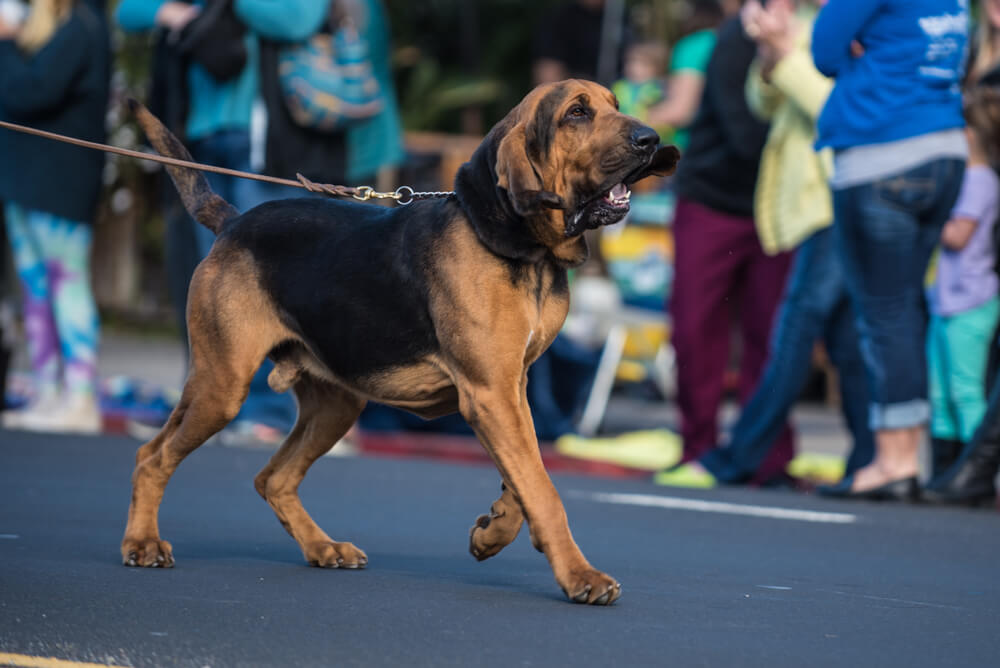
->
xmin=812 ymin=0 xmax=968 ymax=151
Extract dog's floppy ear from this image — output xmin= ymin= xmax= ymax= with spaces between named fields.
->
xmin=633 ymin=145 xmax=681 ymax=181
xmin=495 ymin=118 xmax=565 ymax=216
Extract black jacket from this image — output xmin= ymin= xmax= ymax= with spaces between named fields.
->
xmin=673 ymin=17 xmax=769 ymax=218
xmin=0 ymin=1 xmax=110 ymax=223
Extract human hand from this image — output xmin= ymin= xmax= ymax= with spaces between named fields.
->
xmin=753 ymin=0 xmax=797 ymax=61
xmin=741 ymin=0 xmax=765 ymax=39
xmin=850 ymin=40 xmax=865 ymax=58
xmin=0 ymin=16 xmax=19 ymax=40
xmin=155 ymin=1 xmax=201 ymax=32
xmin=743 ymin=0 xmax=796 ymax=80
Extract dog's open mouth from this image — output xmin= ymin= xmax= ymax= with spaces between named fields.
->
xmin=565 ymin=181 xmax=634 ymax=236
xmin=564 ymin=144 xmax=679 ymax=238
xmin=602 ymin=183 xmax=631 ymax=209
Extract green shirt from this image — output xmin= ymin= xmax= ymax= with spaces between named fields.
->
xmin=670 ymin=29 xmax=716 ymax=74
xmin=669 ymin=29 xmax=716 ymax=151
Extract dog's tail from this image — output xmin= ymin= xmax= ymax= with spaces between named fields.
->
xmin=128 ymin=98 xmax=238 ymax=234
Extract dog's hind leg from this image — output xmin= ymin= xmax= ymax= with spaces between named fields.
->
xmin=121 ymin=362 xmax=259 ymax=567
xmin=121 ymin=255 xmax=284 ymax=568
xmin=254 ymin=376 xmax=368 ymax=569
xmin=469 ymin=482 xmax=524 ymax=561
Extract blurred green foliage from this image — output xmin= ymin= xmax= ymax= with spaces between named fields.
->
xmin=386 ymin=0 xmax=686 ymax=134
xmin=387 ymin=0 xmax=561 ymax=133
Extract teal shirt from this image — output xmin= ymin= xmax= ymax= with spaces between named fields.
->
xmin=116 ymin=0 xmax=327 ymax=141
xmin=668 ymin=29 xmax=717 ymax=152
xmin=345 ymin=0 xmax=404 ymax=179
xmin=670 ymin=29 xmax=716 ymax=75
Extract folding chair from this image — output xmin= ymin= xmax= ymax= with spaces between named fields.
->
xmin=575 ymin=189 xmax=676 ymax=436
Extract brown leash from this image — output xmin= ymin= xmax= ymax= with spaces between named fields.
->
xmin=0 ymin=118 xmax=454 ymax=205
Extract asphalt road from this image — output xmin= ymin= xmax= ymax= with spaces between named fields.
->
xmin=1 ymin=430 xmax=999 ymax=668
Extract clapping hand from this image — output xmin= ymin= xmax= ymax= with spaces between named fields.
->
xmin=742 ymin=0 xmax=798 ymax=75
xmin=0 ymin=15 xmax=19 ymax=40
xmin=155 ymin=1 xmax=201 ymax=33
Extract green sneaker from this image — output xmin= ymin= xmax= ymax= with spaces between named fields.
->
xmin=786 ymin=452 xmax=845 ymax=484
xmin=555 ymin=429 xmax=682 ymax=471
xmin=653 ymin=462 xmax=717 ymax=489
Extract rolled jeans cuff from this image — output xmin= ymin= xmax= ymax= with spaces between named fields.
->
xmin=869 ymin=399 xmax=929 ymax=431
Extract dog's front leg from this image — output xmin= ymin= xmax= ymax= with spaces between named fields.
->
xmin=459 ymin=384 xmax=621 ymax=605
xmin=469 ymin=482 xmax=524 ymax=561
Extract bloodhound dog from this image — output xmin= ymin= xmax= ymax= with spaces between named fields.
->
xmin=122 ymin=80 xmax=679 ymax=605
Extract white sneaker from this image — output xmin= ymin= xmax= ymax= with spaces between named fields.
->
xmin=2 ymin=389 xmax=63 ymax=430
xmin=15 ymin=393 xmax=102 ymax=435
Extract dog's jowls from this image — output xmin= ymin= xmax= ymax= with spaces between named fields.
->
xmin=122 ymin=82 xmax=679 ymax=605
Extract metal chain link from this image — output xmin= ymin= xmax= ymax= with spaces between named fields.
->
xmin=297 ymin=176 xmax=453 ymax=206
xmin=391 ymin=186 xmax=456 ymax=205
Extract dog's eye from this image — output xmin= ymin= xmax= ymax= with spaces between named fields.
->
xmin=566 ymin=105 xmax=590 ymax=120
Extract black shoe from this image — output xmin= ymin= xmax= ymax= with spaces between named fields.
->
xmin=923 ymin=438 xmax=1000 ymax=507
xmin=930 ymin=437 xmax=963 ymax=480
xmin=925 ymin=380 xmax=1000 ymax=506
xmin=820 ymin=474 xmax=921 ymax=502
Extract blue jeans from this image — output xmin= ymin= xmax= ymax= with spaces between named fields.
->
xmin=700 ymin=226 xmax=874 ymax=483
xmin=186 ymin=129 xmax=304 ymax=433
xmin=833 ymin=158 xmax=965 ymax=431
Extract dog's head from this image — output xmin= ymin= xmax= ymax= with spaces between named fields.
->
xmin=455 ymin=79 xmax=680 ymax=265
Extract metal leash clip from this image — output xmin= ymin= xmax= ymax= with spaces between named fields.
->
xmin=351 ymin=186 xmax=400 ymax=202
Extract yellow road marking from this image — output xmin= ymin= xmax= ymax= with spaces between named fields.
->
xmin=0 ymin=653 xmax=125 ymax=668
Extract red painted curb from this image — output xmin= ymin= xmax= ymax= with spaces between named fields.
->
xmin=357 ymin=432 xmax=652 ymax=480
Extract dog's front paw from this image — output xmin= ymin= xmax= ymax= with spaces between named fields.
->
xmin=122 ymin=537 xmax=175 ymax=568
xmin=559 ymin=568 xmax=621 ymax=605
xmin=304 ymin=541 xmax=368 ymax=569
xmin=469 ymin=510 xmax=522 ymax=561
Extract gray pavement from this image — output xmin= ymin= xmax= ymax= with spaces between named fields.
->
xmin=94 ymin=330 xmax=187 ymax=392
xmin=1 ymin=430 xmax=998 ymax=667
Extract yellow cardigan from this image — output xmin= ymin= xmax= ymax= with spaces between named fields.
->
xmin=745 ymin=13 xmax=834 ymax=256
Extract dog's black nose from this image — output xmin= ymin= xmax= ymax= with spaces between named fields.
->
xmin=631 ymin=126 xmax=659 ymax=151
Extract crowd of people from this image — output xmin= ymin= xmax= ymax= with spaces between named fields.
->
xmin=0 ymin=0 xmax=403 ymax=445
xmin=0 ymin=0 xmax=998 ymax=508
xmin=547 ymin=0 xmax=1000 ymax=507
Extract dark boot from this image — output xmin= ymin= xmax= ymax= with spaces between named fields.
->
xmin=0 ymin=302 xmax=11 ymax=411
xmin=0 ymin=343 xmax=8 ymax=410
xmin=923 ymin=439 xmax=1000 ymax=506
xmin=924 ymin=388 xmax=1000 ymax=506
xmin=930 ymin=437 xmax=963 ymax=480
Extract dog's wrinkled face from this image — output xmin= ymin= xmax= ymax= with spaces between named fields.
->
xmin=495 ymin=79 xmax=680 ymax=239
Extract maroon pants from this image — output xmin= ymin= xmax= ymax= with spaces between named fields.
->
xmin=670 ymin=197 xmax=795 ymax=482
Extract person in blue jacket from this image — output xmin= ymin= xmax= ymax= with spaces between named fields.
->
xmin=811 ymin=0 xmax=969 ymax=500
xmin=116 ymin=0 xmax=334 ymax=444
